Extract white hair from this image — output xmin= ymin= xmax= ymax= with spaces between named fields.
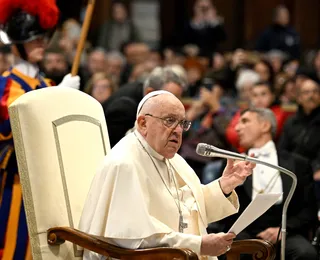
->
xmin=143 ymin=66 xmax=187 ymax=92
xmin=89 ymin=47 xmax=108 ymax=58
xmin=106 ymin=51 xmax=126 ymax=66
xmin=242 ymin=108 xmax=277 ymax=138
xmin=166 ymin=65 xmax=188 ymax=91
xmin=236 ymin=69 xmax=260 ymax=90
xmin=266 ymin=49 xmax=288 ymax=61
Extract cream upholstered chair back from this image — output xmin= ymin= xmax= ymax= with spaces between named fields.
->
xmin=8 ymin=87 xmax=110 ymax=259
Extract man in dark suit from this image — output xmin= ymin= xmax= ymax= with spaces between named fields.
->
xmin=102 ymin=66 xmax=186 ymax=147
xmin=220 ymin=107 xmax=318 ymax=260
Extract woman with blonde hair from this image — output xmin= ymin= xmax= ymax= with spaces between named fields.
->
xmin=85 ymin=72 xmax=116 ymax=103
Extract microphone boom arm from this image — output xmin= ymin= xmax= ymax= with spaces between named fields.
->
xmin=196 ymin=143 xmax=297 ymax=260
xmin=243 ymin=155 xmax=297 ymax=260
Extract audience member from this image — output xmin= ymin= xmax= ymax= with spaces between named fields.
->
xmin=278 ymin=79 xmax=320 ymax=210
xmin=220 ymin=108 xmax=318 ymax=260
xmin=96 ymin=1 xmax=140 ymax=51
xmin=85 ymin=72 xmax=115 ymax=103
xmin=256 ymin=5 xmax=300 ymax=59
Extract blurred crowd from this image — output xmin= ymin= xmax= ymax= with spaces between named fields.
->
xmin=0 ymin=0 xmax=320 ymax=257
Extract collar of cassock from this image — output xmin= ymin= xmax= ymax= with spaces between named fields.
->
xmin=134 ymin=130 xmax=165 ymax=161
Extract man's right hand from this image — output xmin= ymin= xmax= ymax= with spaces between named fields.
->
xmin=200 ymin=233 xmax=235 ymax=256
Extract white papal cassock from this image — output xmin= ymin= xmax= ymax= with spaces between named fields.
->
xmin=79 ymin=130 xmax=239 ymax=260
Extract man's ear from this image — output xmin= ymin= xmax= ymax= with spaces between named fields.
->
xmin=261 ymin=120 xmax=272 ymax=135
xmin=137 ymin=115 xmax=147 ymax=135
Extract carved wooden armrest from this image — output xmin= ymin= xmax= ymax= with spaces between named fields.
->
xmin=226 ymin=239 xmax=276 ymax=260
xmin=47 ymin=227 xmax=199 ymax=260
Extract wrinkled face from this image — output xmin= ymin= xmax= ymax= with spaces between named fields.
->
xmin=139 ymin=95 xmax=187 ymax=159
xmin=297 ymin=80 xmax=320 ymax=113
xmin=91 ymin=78 xmax=112 ymax=103
xmin=254 ymin=62 xmax=270 ymax=82
xmin=251 ymin=85 xmax=275 ymax=108
xmin=44 ymin=53 xmax=68 ymax=73
xmin=235 ymin=111 xmax=266 ymax=149
xmin=24 ymin=37 xmax=48 ymax=63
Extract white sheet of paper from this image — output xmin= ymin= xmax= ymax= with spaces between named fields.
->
xmin=228 ymin=193 xmax=282 ymax=235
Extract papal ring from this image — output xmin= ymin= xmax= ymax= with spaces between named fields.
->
xmin=226 ymin=245 xmax=231 ymax=252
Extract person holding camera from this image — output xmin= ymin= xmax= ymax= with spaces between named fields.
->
xmin=182 ymin=0 xmax=226 ymax=58
xmin=179 ymin=79 xmax=237 ymax=180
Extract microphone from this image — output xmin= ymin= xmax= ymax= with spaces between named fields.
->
xmin=196 ymin=143 xmax=247 ymax=161
xmin=196 ymin=143 xmax=297 ymax=260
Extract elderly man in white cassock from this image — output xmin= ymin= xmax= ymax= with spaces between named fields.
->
xmin=79 ymin=90 xmax=256 ymax=259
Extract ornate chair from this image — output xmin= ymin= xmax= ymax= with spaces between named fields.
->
xmin=9 ymin=87 xmax=275 ymax=260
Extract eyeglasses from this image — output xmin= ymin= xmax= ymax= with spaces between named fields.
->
xmin=145 ymin=113 xmax=191 ymax=131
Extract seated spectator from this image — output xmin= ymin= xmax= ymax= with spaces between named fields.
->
xmin=223 ymin=49 xmax=253 ymax=95
xmin=105 ymin=51 xmax=126 ymax=88
xmin=120 ymin=42 xmax=151 ymax=84
xmin=235 ymin=69 xmax=260 ymax=103
xmin=283 ymin=59 xmax=299 ymax=78
xmin=266 ymin=50 xmax=287 ymax=74
xmin=85 ymin=72 xmax=115 ymax=104
xmin=162 ymin=48 xmax=186 ymax=67
xmin=226 ymin=81 xmax=290 ymax=152
xmin=279 ymin=78 xmax=297 ymax=105
xmin=183 ymin=58 xmax=205 ymax=98
xmin=220 ymin=108 xmax=318 ymax=260
xmin=278 ymin=79 xmax=320 ymax=211
xmin=80 ymin=48 xmax=108 ymax=88
xmin=180 ymin=83 xmax=237 ymax=180
xmin=254 ymin=59 xmax=275 ymax=85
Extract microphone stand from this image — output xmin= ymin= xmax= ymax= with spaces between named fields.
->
xmin=243 ymin=155 xmax=297 ymax=260
xmin=196 ymin=144 xmax=297 ymax=260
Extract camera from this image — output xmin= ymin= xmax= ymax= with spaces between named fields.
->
xmin=202 ymin=78 xmax=215 ymax=91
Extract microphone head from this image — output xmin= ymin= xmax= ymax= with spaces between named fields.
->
xmin=196 ymin=143 xmax=208 ymax=155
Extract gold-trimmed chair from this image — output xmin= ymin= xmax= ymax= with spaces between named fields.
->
xmin=9 ymin=87 xmax=275 ymax=259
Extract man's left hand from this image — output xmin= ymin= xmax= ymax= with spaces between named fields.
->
xmin=219 ymin=157 xmax=255 ymax=194
xmin=257 ymin=227 xmax=281 ymax=244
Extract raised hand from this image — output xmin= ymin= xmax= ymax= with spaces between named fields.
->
xmin=219 ymin=155 xmax=255 ymax=194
